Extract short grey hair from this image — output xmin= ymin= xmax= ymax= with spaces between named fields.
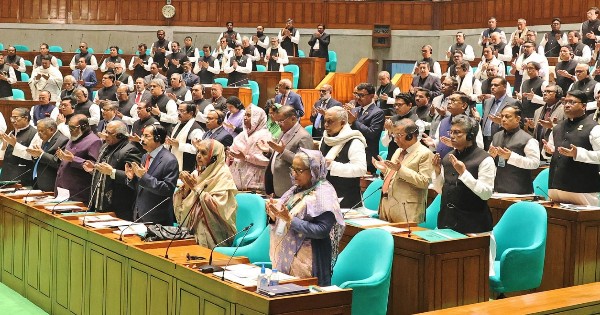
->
xmin=37 ymin=117 xmax=57 ymax=130
xmin=451 ymin=114 xmax=479 ymax=139
xmin=108 ymin=120 xmax=129 ymax=137
xmin=280 ymin=79 xmax=292 ymax=89
xmin=326 ymin=106 xmax=347 ymax=123
xmin=151 ymin=78 xmax=166 ymax=91
xmin=295 ymin=151 xmax=310 ymax=169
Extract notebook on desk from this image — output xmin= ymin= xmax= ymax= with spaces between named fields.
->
xmin=258 ymin=283 xmax=310 ymax=297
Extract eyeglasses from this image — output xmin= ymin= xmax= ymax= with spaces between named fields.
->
xmin=393 ymin=103 xmax=407 ymax=108
xmin=319 ymin=89 xmax=328 ymax=93
xmin=575 ymin=70 xmax=585 ymax=73
xmin=68 ymin=125 xmax=81 ymax=131
xmin=563 ymin=100 xmax=583 ymax=105
xmin=289 ymin=167 xmax=309 ymax=175
xmin=390 ymin=133 xmax=407 ymax=138
xmin=542 ymin=90 xmax=556 ymax=94
xmin=447 ymin=130 xmax=465 ymax=136
xmin=275 ymin=115 xmax=292 ymax=125
xmin=9 ymin=116 xmax=25 ymax=121
xmin=353 ymin=92 xmax=368 ymax=98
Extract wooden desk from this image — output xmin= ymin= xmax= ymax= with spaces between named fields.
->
xmin=217 ymin=71 xmax=293 ymax=107
xmin=418 ymin=282 xmax=600 ymax=315
xmin=488 ymin=198 xmax=600 ymax=292
xmin=0 ymin=194 xmax=352 ymax=314
xmin=288 ymin=57 xmax=327 ymax=89
xmin=340 ymin=224 xmax=490 ymax=315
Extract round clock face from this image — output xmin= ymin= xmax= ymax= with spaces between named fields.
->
xmin=162 ymin=4 xmax=176 ymax=18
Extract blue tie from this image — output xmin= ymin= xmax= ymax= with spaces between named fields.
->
xmin=32 ymin=142 xmax=50 ymax=179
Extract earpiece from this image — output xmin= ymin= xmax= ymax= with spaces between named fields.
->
xmin=116 ymin=133 xmax=127 ymax=140
xmin=465 ymin=118 xmax=478 ymax=141
xmin=405 ymin=125 xmax=419 ymax=141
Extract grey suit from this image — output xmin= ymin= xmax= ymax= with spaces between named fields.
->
xmin=309 ymin=97 xmax=342 ymax=138
xmin=411 ymin=74 xmax=442 ymax=98
xmin=34 ymin=131 xmax=69 ymax=192
xmin=481 ymin=95 xmax=520 ymax=149
xmin=530 ymin=102 xmax=565 ymax=149
xmin=265 ymin=123 xmax=314 ymax=197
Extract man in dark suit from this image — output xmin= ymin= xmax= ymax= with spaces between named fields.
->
xmin=309 ymin=84 xmax=342 ymax=139
xmin=130 ymin=78 xmax=152 ymax=105
xmin=72 ymin=57 xmax=97 ymax=99
xmin=480 ymin=77 xmax=520 ymax=150
xmin=27 ymin=118 xmax=69 ymax=192
xmin=274 ymin=79 xmax=304 ymax=117
xmin=308 ymin=24 xmax=330 ymax=60
xmin=84 ymin=120 xmax=142 ymax=220
xmin=347 ymin=82 xmax=385 ymax=174
xmin=97 ymin=101 xmax=122 ymax=133
xmin=126 ymin=124 xmax=179 ymax=226
xmin=181 ymin=61 xmax=200 ymax=88
xmin=200 ymin=110 xmax=233 ymax=148
xmin=410 ymin=61 xmax=442 ymax=98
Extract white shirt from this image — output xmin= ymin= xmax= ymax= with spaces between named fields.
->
xmin=193 ymin=58 xmax=221 ymax=76
xmin=412 ymin=61 xmax=442 ymax=78
xmin=515 ymin=52 xmax=550 ymax=81
xmin=223 ymin=56 xmax=252 ymax=76
xmin=69 ymin=54 xmax=98 ymax=71
xmin=320 ymin=138 xmax=367 ymax=178
xmin=128 ymin=55 xmax=153 ymax=72
xmin=492 ymin=136 xmax=540 ymax=171
xmin=446 ymin=44 xmax=475 ymax=61
xmin=100 ymin=58 xmax=127 ymax=73
xmin=543 ymin=124 xmax=600 ymax=163
xmin=433 ymin=154 xmax=496 ymax=200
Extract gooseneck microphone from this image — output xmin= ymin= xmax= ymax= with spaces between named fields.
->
xmin=82 ymin=175 xmax=104 ymax=227
xmin=164 ymin=184 xmax=208 ymax=259
xmin=118 ymin=196 xmax=171 ymax=242
xmin=402 ymin=202 xmax=412 ymax=237
xmin=198 ymin=223 xmax=254 ymax=273
xmin=535 ymin=186 xmax=552 ymax=202
xmin=343 ymin=186 xmax=382 ymax=218
xmin=51 ymin=185 xmax=92 ymax=215
xmin=221 ymin=226 xmax=251 ymax=281
xmin=0 ymin=169 xmax=32 ymax=189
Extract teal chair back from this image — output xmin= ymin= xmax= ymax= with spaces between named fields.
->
xmin=136 ymin=49 xmax=152 ymax=55
xmin=304 ymin=125 xmax=313 ymax=135
xmin=363 ymin=179 xmax=383 ymax=211
xmin=12 ymin=89 xmax=25 ymax=100
xmin=48 ymin=45 xmax=63 ymax=53
xmin=92 ymin=90 xmax=98 ymax=101
xmin=418 ymin=194 xmax=441 ymax=229
xmin=490 ymin=202 xmax=547 ymax=293
xmin=214 ymin=77 xmax=228 ymax=87
xmin=326 ymin=51 xmax=337 ymax=73
xmin=75 ymin=47 xmax=94 ymax=53
xmin=104 ymin=48 xmax=124 ymax=54
xmin=14 ymin=45 xmax=30 ymax=52
xmin=533 ymin=169 xmax=549 ymax=199
xmin=20 ymin=73 xmax=29 ymax=82
xmin=332 ymin=229 xmax=394 ymax=315
xmin=215 ymin=226 xmax=271 ymax=264
xmin=233 ymin=193 xmax=267 ymax=247
xmin=248 ymin=80 xmax=260 ymax=105
xmin=476 ymin=103 xmax=483 ymax=118
xmin=375 ymin=151 xmax=388 ymax=176
xmin=378 ymin=132 xmax=387 ymax=154
xmin=256 ymin=65 xmax=266 ymax=72
xmin=298 ymin=49 xmax=305 ymax=57
xmin=24 ymin=60 xmax=32 ymax=67
xmin=283 ymin=65 xmax=300 ymax=89
xmin=57 ymin=59 xmax=63 ymax=66
xmin=0 ymin=43 xmax=4 ymax=51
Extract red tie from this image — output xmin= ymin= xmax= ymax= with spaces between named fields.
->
xmin=145 ymin=155 xmax=152 ymax=170
xmin=135 ymin=92 xmax=142 ymax=104
xmin=281 ymin=94 xmax=287 ymax=106
xmin=382 ymin=150 xmax=407 ymax=195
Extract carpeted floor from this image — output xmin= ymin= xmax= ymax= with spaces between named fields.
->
xmin=0 ymin=283 xmax=47 ymax=314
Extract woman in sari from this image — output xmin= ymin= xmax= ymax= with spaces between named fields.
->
xmin=223 ymin=96 xmax=245 ymax=138
xmin=173 ymin=139 xmax=238 ymax=248
xmin=228 ymin=106 xmax=272 ymax=191
xmin=266 ymin=149 xmax=345 ymax=286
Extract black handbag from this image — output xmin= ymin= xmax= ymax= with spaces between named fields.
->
xmin=143 ymin=224 xmax=194 ymax=242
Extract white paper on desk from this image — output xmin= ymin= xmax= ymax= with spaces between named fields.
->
xmin=113 ymin=223 xmax=147 ymax=235
xmin=492 ymin=193 xmax=536 ymax=199
xmin=79 ymin=215 xmax=115 ymax=222
xmin=216 ymin=264 xmax=297 ymax=286
xmin=85 ymin=220 xmax=131 ymax=229
xmin=56 ymin=187 xmax=70 ymax=201
xmin=560 ymin=203 xmax=600 ymax=211
xmin=0 ymin=187 xmax=17 ymax=193
xmin=7 ymin=189 xmax=43 ymax=196
xmin=319 ymin=285 xmax=342 ymax=292
xmin=375 ymin=225 xmax=408 ymax=234
xmin=43 ymin=205 xmax=81 ymax=211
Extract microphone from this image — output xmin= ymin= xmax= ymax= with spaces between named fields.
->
xmin=24 ymin=155 xmax=54 ymax=203
xmin=535 ymin=185 xmax=552 ymax=202
xmin=51 ymin=185 xmax=92 ymax=215
xmin=402 ymin=202 xmax=412 ymax=237
xmin=198 ymin=223 xmax=254 ymax=273
xmin=82 ymin=174 xmax=104 ymax=227
xmin=118 ymin=195 xmax=172 ymax=242
xmin=220 ymin=226 xmax=252 ymax=281
xmin=346 ymin=186 xmax=382 ymax=214
xmin=0 ymin=169 xmax=32 ymax=189
xmin=164 ymin=184 xmax=208 ymax=259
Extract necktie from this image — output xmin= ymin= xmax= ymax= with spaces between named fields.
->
xmin=32 ymin=142 xmax=50 ymax=179
xmin=135 ymin=92 xmax=142 ymax=104
xmin=281 ymin=94 xmax=287 ymax=106
xmin=382 ymin=150 xmax=408 ymax=195
xmin=203 ymin=130 xmax=213 ymax=140
xmin=79 ymin=70 xmax=83 ymax=81
xmin=144 ymin=154 xmax=152 ymax=170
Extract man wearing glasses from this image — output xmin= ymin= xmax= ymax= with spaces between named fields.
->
xmin=525 ymin=83 xmax=565 ymax=155
xmin=55 ymin=115 xmax=102 ymax=203
xmin=69 ymin=42 xmax=98 ymax=71
xmin=309 ymin=84 xmax=341 ymax=139
xmin=543 ymin=90 xmax=600 ymax=205
xmin=518 ymin=61 xmax=547 ymax=119
xmin=432 ymin=114 xmax=496 ymax=234
xmin=568 ymin=64 xmax=600 ymax=114
xmin=410 ymin=62 xmax=441 ymax=98
xmin=0 ymin=108 xmax=37 ymax=186
xmin=511 ymin=41 xmax=549 ymax=92
xmin=5 ymin=46 xmax=26 ymax=81
xmin=347 ymin=82 xmax=384 ymax=174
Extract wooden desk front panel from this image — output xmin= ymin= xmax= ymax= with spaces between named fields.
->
xmin=288 ymin=57 xmax=327 ymax=89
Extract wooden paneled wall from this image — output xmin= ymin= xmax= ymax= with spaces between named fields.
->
xmin=5 ymin=0 xmax=595 ymax=30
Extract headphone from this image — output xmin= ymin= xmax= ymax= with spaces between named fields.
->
xmin=554 ymin=86 xmax=565 ymax=99
xmin=115 ymin=131 xmax=127 ymax=140
xmin=214 ymin=110 xmax=225 ymax=124
xmin=404 ymin=125 xmax=419 ymax=141
xmin=147 ymin=123 xmax=166 ymax=143
xmin=465 ymin=117 xmax=478 ymax=141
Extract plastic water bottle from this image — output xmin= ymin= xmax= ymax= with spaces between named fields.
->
xmin=256 ymin=264 xmax=268 ymax=292
xmin=275 ymin=220 xmax=286 ymax=236
xmin=269 ymin=269 xmax=279 ymax=286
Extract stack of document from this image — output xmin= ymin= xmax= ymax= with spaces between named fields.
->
xmin=77 ymin=215 xmax=131 ymax=228
xmin=559 ymin=204 xmax=600 ymax=211
xmin=214 ymin=264 xmax=296 ymax=287
xmin=113 ymin=223 xmax=147 ymax=235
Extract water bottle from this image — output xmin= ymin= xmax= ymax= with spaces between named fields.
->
xmin=275 ymin=219 xmax=286 ymax=236
xmin=269 ymin=269 xmax=279 ymax=286
xmin=256 ymin=264 xmax=268 ymax=292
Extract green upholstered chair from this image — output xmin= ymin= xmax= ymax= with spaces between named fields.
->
xmin=57 ymin=59 xmax=63 ymax=66
xmin=215 ymin=225 xmax=271 ymax=264
xmin=214 ymin=77 xmax=228 ymax=87
xmin=304 ymin=125 xmax=313 ymax=135
xmin=135 ymin=48 xmax=152 ymax=55
xmin=248 ymin=80 xmax=260 ymax=105
xmin=283 ymin=64 xmax=300 ymax=89
xmin=418 ymin=194 xmax=441 ymax=229
xmin=298 ymin=49 xmax=306 ymax=57
xmin=256 ymin=65 xmax=266 ymax=72
xmin=48 ymin=45 xmax=63 ymax=53
xmin=363 ymin=178 xmax=383 ymax=211
xmin=20 ymin=73 xmax=29 ymax=82
xmin=11 ymin=89 xmax=25 ymax=100
xmin=232 ymin=193 xmax=267 ymax=247
xmin=0 ymin=43 xmax=4 ymax=51
xmin=13 ymin=45 xmax=30 ymax=52
xmin=476 ymin=103 xmax=483 ymax=117
xmin=533 ymin=168 xmax=549 ymax=200
xmin=326 ymin=51 xmax=337 ymax=73
xmin=104 ymin=48 xmax=124 ymax=54
xmin=331 ymin=228 xmax=394 ymax=315
xmin=24 ymin=60 xmax=33 ymax=67
xmin=490 ymin=202 xmax=547 ymax=295
xmin=75 ymin=47 xmax=94 ymax=53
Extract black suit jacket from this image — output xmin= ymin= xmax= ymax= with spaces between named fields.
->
xmin=93 ymin=140 xmax=143 ymax=220
xmin=351 ymin=103 xmax=385 ymax=173
xmin=35 ymin=131 xmax=69 ymax=192
xmin=204 ymin=126 xmax=233 ymax=147
xmin=127 ymin=147 xmax=179 ymax=226
xmin=309 ymin=97 xmax=342 ymax=138
xmin=182 ymin=72 xmax=200 ymax=88
xmin=308 ymin=33 xmax=330 ymax=60
xmin=411 ymin=74 xmax=442 ymax=98
xmin=97 ymin=116 xmax=122 ymax=133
